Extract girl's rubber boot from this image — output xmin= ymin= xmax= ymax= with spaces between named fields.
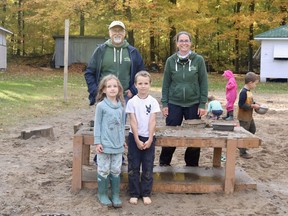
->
xmin=97 ymin=174 xmax=112 ymax=206
xmin=110 ymin=174 xmax=122 ymax=208
xmin=225 ymin=111 xmax=234 ymax=121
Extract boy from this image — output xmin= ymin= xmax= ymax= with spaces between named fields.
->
xmin=125 ymin=71 xmax=160 ymax=205
xmin=237 ymin=72 xmax=260 ymax=159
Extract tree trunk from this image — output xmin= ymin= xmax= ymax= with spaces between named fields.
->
xmin=169 ymin=0 xmax=177 ymax=56
xmin=248 ymin=1 xmax=255 ymax=72
xmin=16 ymin=0 xmax=22 ymax=56
xmin=80 ymin=11 xmax=85 ymax=36
xmin=2 ymin=3 xmax=6 ymax=26
xmin=234 ymin=2 xmax=241 ymax=73
xmin=150 ymin=30 xmax=155 ymax=62
xmin=123 ymin=0 xmax=134 ymax=46
xmin=280 ymin=4 xmax=287 ymax=25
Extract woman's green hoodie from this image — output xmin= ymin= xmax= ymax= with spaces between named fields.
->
xmin=161 ymin=52 xmax=208 ymax=109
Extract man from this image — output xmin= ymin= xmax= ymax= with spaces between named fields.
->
xmin=85 ymin=20 xmax=145 ymax=106
xmin=84 ymin=20 xmax=145 ymax=165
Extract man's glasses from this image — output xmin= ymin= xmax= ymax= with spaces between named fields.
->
xmin=178 ymin=40 xmax=191 ymax=43
xmin=110 ymin=29 xmax=125 ymax=34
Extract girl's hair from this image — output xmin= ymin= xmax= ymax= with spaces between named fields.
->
xmin=134 ymin=71 xmax=152 ymax=84
xmin=245 ymin=72 xmax=259 ymax=84
xmin=208 ymin=95 xmax=215 ymax=102
xmin=96 ymin=74 xmax=125 ymax=106
xmin=175 ymin=31 xmax=192 ymax=42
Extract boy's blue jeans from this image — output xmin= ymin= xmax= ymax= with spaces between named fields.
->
xmin=127 ymin=133 xmax=156 ymax=198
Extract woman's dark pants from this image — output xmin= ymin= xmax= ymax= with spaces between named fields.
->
xmin=159 ymin=103 xmax=201 ymax=166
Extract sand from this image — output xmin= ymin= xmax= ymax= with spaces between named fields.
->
xmin=1 ymin=91 xmax=288 ymax=216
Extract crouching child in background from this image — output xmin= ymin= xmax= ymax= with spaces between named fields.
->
xmin=207 ymin=95 xmax=223 ymax=120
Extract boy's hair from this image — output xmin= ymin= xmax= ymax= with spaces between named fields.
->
xmin=245 ymin=72 xmax=258 ymax=84
xmin=208 ymin=95 xmax=215 ymax=102
xmin=134 ymin=71 xmax=152 ymax=84
xmin=96 ymin=74 xmax=125 ymax=106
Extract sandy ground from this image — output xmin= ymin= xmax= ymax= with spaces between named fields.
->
xmin=1 ymin=90 xmax=288 ymax=216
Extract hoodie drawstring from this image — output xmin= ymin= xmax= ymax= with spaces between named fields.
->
xmin=120 ymin=48 xmax=123 ymax=64
xmin=175 ymin=58 xmax=191 ymax=72
xmin=113 ymin=47 xmax=116 ymax=63
xmin=113 ymin=47 xmax=123 ymax=64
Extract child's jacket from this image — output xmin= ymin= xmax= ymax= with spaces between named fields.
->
xmin=223 ymin=70 xmax=238 ymax=111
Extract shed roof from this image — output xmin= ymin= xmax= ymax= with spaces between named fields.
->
xmin=254 ymin=25 xmax=288 ymax=39
xmin=52 ymin=35 xmax=106 ymax=39
xmin=0 ymin=26 xmax=13 ymax=34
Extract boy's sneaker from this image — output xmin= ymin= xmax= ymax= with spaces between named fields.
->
xmin=240 ymin=153 xmax=253 ymax=159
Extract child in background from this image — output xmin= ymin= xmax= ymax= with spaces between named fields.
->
xmin=94 ymin=75 xmax=126 ymax=208
xmin=222 ymin=70 xmax=238 ymax=120
xmin=207 ymin=95 xmax=223 ymax=120
xmin=237 ymin=72 xmax=260 ymax=159
xmin=126 ymin=71 xmax=160 ymax=205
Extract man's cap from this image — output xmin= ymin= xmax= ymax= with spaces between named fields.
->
xmin=108 ymin=21 xmax=125 ymax=30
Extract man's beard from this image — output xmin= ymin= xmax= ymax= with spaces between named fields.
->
xmin=113 ymin=36 xmax=123 ymax=44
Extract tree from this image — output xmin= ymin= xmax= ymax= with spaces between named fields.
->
xmin=2 ymin=0 xmax=287 ymax=72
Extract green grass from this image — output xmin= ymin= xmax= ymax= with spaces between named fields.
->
xmin=1 ymin=68 xmax=287 ymax=127
xmin=0 ymin=68 xmax=88 ymax=126
xmin=151 ymin=72 xmax=288 ymax=93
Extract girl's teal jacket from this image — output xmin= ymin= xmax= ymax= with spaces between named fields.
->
xmin=161 ymin=52 xmax=208 ymax=109
xmin=94 ymin=98 xmax=125 ymax=154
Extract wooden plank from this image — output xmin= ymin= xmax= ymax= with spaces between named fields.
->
xmin=76 ymin=126 xmax=261 ymax=149
xmin=73 ymin=122 xmax=83 ymax=134
xmin=83 ymin=134 xmax=94 ymax=145
xmin=82 ymin=144 xmax=90 ymax=165
xmin=224 ymin=139 xmax=237 ymax=194
xmin=81 ymin=165 xmax=256 ymax=193
xmin=71 ymin=134 xmax=84 ymax=192
xmin=213 ymin=147 xmax=222 ymax=167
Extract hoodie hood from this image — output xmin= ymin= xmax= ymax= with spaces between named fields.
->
xmin=105 ymin=39 xmax=129 ymax=48
xmin=103 ymin=97 xmax=122 ymax=109
xmin=223 ymin=70 xmax=235 ymax=80
xmin=104 ymin=39 xmax=129 ymax=64
xmin=173 ymin=51 xmax=198 ymax=72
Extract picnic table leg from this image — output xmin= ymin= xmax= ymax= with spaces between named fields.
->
xmin=213 ymin=147 xmax=222 ymax=167
xmin=224 ymin=139 xmax=237 ymax=194
xmin=72 ymin=134 xmax=83 ymax=192
xmin=82 ymin=144 xmax=90 ymax=165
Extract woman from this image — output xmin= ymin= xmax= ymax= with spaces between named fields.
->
xmin=159 ymin=31 xmax=208 ymax=167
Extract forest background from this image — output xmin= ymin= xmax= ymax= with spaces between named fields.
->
xmin=1 ymin=0 xmax=287 ymax=73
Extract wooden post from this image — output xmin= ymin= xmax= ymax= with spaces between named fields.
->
xmin=224 ymin=139 xmax=237 ymax=194
xmin=63 ymin=19 xmax=69 ymax=102
xmin=72 ymin=133 xmax=83 ymax=192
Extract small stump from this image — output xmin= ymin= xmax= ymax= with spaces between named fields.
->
xmin=21 ymin=125 xmax=54 ymax=140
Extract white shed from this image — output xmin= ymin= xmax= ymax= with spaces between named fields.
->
xmin=254 ymin=25 xmax=288 ymax=82
xmin=0 ymin=26 xmax=13 ymax=70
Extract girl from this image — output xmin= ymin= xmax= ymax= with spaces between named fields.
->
xmin=126 ymin=71 xmax=160 ymax=205
xmin=94 ymin=74 xmax=126 ymax=208
xmin=223 ymin=70 xmax=238 ymax=120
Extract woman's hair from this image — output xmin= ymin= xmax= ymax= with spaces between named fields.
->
xmin=245 ymin=72 xmax=259 ymax=84
xmin=96 ymin=74 xmax=125 ymax=106
xmin=134 ymin=71 xmax=152 ymax=84
xmin=175 ymin=31 xmax=192 ymax=42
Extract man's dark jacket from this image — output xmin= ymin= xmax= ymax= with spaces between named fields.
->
xmin=84 ymin=43 xmax=145 ymax=105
